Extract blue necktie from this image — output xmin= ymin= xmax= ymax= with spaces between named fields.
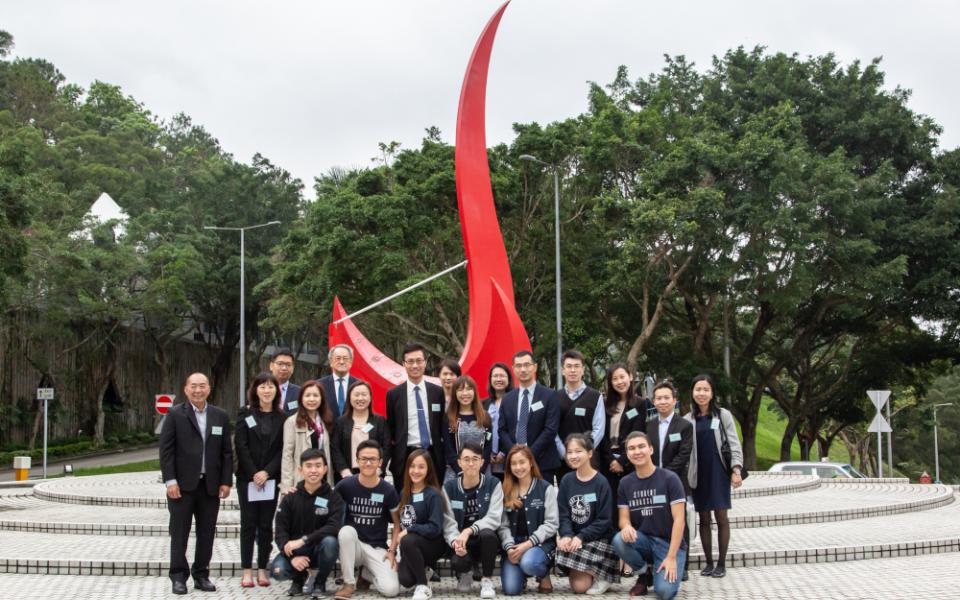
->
xmin=517 ymin=389 xmax=530 ymax=446
xmin=414 ymin=385 xmax=431 ymax=449
xmin=337 ymin=378 xmax=346 ymax=414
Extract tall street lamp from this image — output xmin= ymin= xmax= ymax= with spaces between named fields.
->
xmin=933 ymin=402 xmax=954 ymax=484
xmin=204 ymin=221 xmax=281 ymax=407
xmin=519 ymin=154 xmax=562 ymax=387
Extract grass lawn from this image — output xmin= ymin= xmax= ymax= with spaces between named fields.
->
xmin=60 ymin=459 xmax=160 ymax=478
xmin=751 ymin=397 xmax=850 ymax=470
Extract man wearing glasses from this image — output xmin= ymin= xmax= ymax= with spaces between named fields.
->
xmin=555 ymin=349 xmax=606 ymax=480
xmin=270 ymin=348 xmax=300 ymax=415
xmin=385 ymin=342 xmax=446 ymax=493
xmin=496 ymin=350 xmax=562 ymax=484
xmin=320 ymin=344 xmax=362 ymax=420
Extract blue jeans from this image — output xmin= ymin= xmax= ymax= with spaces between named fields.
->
xmin=500 ymin=546 xmax=550 ymax=596
xmin=612 ymin=531 xmax=686 ymax=600
xmin=270 ymin=536 xmax=339 ymax=585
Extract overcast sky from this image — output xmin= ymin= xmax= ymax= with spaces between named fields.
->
xmin=5 ymin=1 xmax=957 ymax=198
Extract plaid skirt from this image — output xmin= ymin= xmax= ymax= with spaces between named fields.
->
xmin=556 ymin=539 xmax=621 ymax=583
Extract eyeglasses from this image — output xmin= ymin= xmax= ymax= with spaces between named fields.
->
xmin=459 ymin=456 xmax=483 ymax=464
xmin=404 ymin=358 xmax=426 ymax=366
xmin=357 ymin=457 xmax=380 ymax=464
xmin=513 ymin=362 xmax=535 ymax=369
xmin=272 ymin=361 xmax=294 ymax=368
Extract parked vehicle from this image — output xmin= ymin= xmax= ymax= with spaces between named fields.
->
xmin=768 ymin=461 xmax=867 ymax=479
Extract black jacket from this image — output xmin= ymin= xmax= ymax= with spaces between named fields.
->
xmin=599 ymin=398 xmax=652 ymax=474
xmin=646 ymin=414 xmax=694 ymax=494
xmin=234 ymin=407 xmax=286 ymax=483
xmin=385 ymin=381 xmax=446 ymax=486
xmin=330 ymin=412 xmax=391 ymax=481
xmin=159 ymin=401 xmax=233 ymax=495
xmin=274 ymin=480 xmax=345 ymax=550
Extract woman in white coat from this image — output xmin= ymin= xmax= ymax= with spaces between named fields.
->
xmin=280 ymin=379 xmax=335 ymax=492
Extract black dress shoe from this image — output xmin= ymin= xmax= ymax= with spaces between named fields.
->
xmin=681 ymin=571 xmax=689 ymax=582
xmin=287 ymin=581 xmax=304 ymax=596
xmin=711 ymin=565 xmax=726 ymax=578
xmin=194 ymin=578 xmax=217 ymax=592
xmin=172 ymin=581 xmax=188 ymax=595
xmin=700 ymin=565 xmax=715 ymax=577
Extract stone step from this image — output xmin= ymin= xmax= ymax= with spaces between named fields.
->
xmin=32 ymin=473 xmax=241 ymax=510
xmin=731 ymin=473 xmax=820 ymax=499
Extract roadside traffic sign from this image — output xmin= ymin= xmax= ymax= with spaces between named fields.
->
xmin=155 ymin=394 xmax=175 ymax=414
xmin=867 ymin=390 xmax=891 ymax=411
xmin=36 ymin=388 xmax=54 ymax=401
xmin=867 ymin=412 xmax=892 ymax=433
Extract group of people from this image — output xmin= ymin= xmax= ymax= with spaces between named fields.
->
xmin=159 ymin=343 xmax=744 ymax=600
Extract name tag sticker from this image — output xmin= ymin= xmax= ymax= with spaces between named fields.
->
xmin=370 ymin=493 xmax=384 ymax=504
xmin=314 ymin=496 xmax=328 ymax=508
xmin=486 ymin=431 xmax=492 ymax=440
xmin=432 ymin=403 xmax=441 ymax=412
xmin=244 ymin=415 xmax=257 ymax=428
xmin=711 ymin=418 xmax=721 ymax=430
xmin=584 ymin=493 xmax=597 ymax=502
xmin=451 ymin=500 xmax=464 ymax=510
xmin=211 ymin=426 xmax=223 ymax=436
xmin=413 ymin=493 xmax=424 ymax=503
xmin=531 ymin=402 xmax=544 ymax=412
xmin=287 ymin=401 xmax=298 ymax=411
xmin=668 ymin=433 xmax=681 ymax=442
xmin=625 ymin=408 xmax=638 ymax=419
xmin=574 ymin=407 xmax=586 ymax=417
xmin=653 ymin=494 xmax=667 ymax=504
xmin=362 ymin=423 xmax=374 ymax=433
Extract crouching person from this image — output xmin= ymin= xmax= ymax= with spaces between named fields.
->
xmin=443 ymin=442 xmax=504 ymax=599
xmin=334 ymin=440 xmax=401 ymax=600
xmin=497 ymin=446 xmax=558 ymax=596
xmin=396 ymin=450 xmax=447 ymax=600
xmin=612 ymin=432 xmax=687 ymax=600
xmin=272 ymin=448 xmax=344 ymax=597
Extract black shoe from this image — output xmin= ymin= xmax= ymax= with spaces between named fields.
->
xmin=700 ymin=565 xmax=715 ymax=577
xmin=288 ymin=581 xmax=304 ymax=596
xmin=430 ymin=571 xmax=441 ymax=583
xmin=711 ymin=565 xmax=726 ymax=578
xmin=194 ymin=578 xmax=217 ymax=592
xmin=171 ymin=581 xmax=188 ymax=595
xmin=681 ymin=571 xmax=689 ymax=582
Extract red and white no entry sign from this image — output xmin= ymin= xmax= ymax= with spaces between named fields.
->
xmin=155 ymin=394 xmax=175 ymax=414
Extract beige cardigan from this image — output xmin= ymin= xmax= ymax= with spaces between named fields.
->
xmin=280 ymin=414 xmax=334 ymax=491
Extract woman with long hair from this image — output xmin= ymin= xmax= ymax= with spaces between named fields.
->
xmin=234 ymin=372 xmax=286 ymax=587
xmin=556 ymin=434 xmax=620 ymax=595
xmin=443 ymin=375 xmax=492 ymax=482
xmin=395 ymin=450 xmax=448 ymax=600
xmin=497 ymin=446 xmax=558 ymax=595
xmin=439 ymin=359 xmax=462 ymax=411
xmin=598 ymin=363 xmax=652 ymax=498
xmin=683 ymin=374 xmax=743 ymax=578
xmin=280 ymin=380 xmax=334 ymax=493
xmin=483 ymin=363 xmax=513 ymax=480
xmin=331 ymin=380 xmax=390 ymax=482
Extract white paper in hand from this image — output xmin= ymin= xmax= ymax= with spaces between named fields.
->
xmin=247 ymin=480 xmax=276 ymax=502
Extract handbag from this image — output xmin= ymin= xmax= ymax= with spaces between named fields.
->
xmin=718 ymin=410 xmax=748 ymax=480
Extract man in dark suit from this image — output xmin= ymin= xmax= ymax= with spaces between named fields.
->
xmin=645 ymin=380 xmax=693 ymax=581
xmin=497 ymin=350 xmax=562 ymax=484
xmin=160 ymin=372 xmax=234 ymax=594
xmin=319 ymin=344 xmax=361 ymax=420
xmin=385 ymin=342 xmax=445 ymax=492
xmin=270 ymin=348 xmax=301 ymax=415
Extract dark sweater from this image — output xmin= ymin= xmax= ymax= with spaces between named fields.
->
xmin=274 ymin=480 xmax=345 ymax=550
xmin=399 ymin=486 xmax=445 ymax=539
xmin=557 ymin=471 xmax=614 ymax=543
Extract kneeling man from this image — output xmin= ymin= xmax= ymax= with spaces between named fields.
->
xmin=612 ymin=431 xmax=686 ymax=600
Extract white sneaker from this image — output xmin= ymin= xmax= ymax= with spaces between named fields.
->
xmin=585 ymin=579 xmax=611 ymax=595
xmin=458 ymin=573 xmax=473 ymax=593
xmin=480 ymin=577 xmax=496 ymax=599
xmin=412 ymin=584 xmax=432 ymax=600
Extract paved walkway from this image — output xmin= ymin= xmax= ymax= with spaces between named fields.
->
xmin=0 ymin=552 xmax=956 ymax=599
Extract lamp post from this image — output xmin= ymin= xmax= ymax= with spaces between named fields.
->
xmin=519 ymin=154 xmax=562 ymax=388
xmin=204 ymin=221 xmax=281 ymax=408
xmin=933 ymin=402 xmax=954 ymax=484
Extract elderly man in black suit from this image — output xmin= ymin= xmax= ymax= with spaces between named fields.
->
xmin=385 ymin=342 xmax=445 ymax=492
xmin=497 ymin=350 xmax=562 ymax=484
xmin=319 ymin=343 xmax=360 ymax=420
xmin=160 ymin=372 xmax=234 ymax=594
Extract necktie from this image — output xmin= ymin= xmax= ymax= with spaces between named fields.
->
xmin=337 ymin=378 xmax=346 ymax=414
xmin=517 ymin=389 xmax=530 ymax=446
xmin=414 ymin=386 xmax=431 ymax=449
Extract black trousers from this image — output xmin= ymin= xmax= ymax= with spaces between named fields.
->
xmin=168 ymin=481 xmax=220 ymax=582
xmin=450 ymin=528 xmax=498 ymax=578
xmin=237 ymin=481 xmax=279 ymax=569
xmin=398 ymin=533 xmax=447 ymax=588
